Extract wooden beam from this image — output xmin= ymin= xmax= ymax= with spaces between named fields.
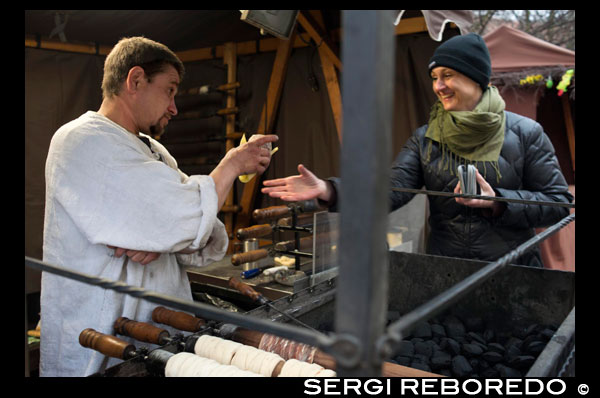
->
xmin=297 ymin=10 xmax=342 ymax=71
xmin=310 ymin=10 xmax=343 ymax=142
xmin=561 ymin=94 xmax=575 ymax=172
xmin=235 ymin=29 xmax=297 ymax=232
xmin=223 ymin=42 xmax=237 ymax=248
xmin=25 ymin=16 xmax=438 ymax=61
xmin=395 ymin=16 xmax=428 ymax=35
xmin=25 ymin=34 xmax=111 ymax=55
xmin=176 ymin=32 xmax=313 ymax=62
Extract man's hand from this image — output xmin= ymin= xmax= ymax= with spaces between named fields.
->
xmin=211 ymin=134 xmax=278 ymax=210
xmin=108 ymin=245 xmax=161 ymax=265
xmin=225 ymin=134 xmax=279 ymax=176
xmin=262 ymin=164 xmax=331 ymax=202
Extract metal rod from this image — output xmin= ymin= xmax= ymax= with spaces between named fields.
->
xmin=336 ymin=10 xmax=396 ymax=377
xmin=274 ymin=249 xmax=313 ymax=258
xmin=391 ymin=187 xmax=575 ymax=209
xmin=24 ymin=256 xmax=342 ymax=354
xmin=384 ymin=212 xmax=575 ymax=344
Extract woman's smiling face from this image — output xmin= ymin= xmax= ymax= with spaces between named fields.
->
xmin=430 ymin=66 xmax=483 ymax=112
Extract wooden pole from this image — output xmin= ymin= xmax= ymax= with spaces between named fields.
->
xmin=234 ymin=29 xmax=297 ymax=234
xmin=223 ymin=42 xmax=238 ymax=249
xmin=308 ymin=10 xmax=343 ymax=143
xmin=561 ymin=93 xmax=575 ymax=174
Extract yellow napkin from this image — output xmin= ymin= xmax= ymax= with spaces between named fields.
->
xmin=238 ymin=134 xmax=279 ymax=183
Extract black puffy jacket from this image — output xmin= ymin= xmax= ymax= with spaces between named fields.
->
xmin=329 ymin=111 xmax=573 ymax=267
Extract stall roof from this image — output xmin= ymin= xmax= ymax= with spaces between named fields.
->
xmin=25 ymin=10 xmax=472 ymax=52
xmin=24 ymin=10 xmax=268 ymax=51
xmin=483 ymin=24 xmax=574 ymax=73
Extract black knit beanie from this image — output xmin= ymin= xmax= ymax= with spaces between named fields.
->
xmin=428 ymin=33 xmax=491 ymax=91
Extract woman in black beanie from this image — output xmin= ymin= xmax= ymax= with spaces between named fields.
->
xmin=262 ymin=33 xmax=573 ymax=267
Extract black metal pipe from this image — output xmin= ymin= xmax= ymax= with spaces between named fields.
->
xmin=336 ymin=10 xmax=396 ymax=377
xmin=391 ymin=187 xmax=575 ymax=209
xmin=24 ymin=256 xmax=344 ymax=356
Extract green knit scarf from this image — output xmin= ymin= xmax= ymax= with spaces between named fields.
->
xmin=425 ymin=86 xmax=506 ymax=181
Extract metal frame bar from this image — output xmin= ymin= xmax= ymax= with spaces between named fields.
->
xmin=391 ymin=187 xmax=575 ymax=209
xmin=334 ymin=10 xmax=396 ymax=376
xmin=24 ymin=256 xmax=360 ymax=367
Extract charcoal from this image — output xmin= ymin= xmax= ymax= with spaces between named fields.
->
xmin=482 ymin=351 xmax=503 ymax=363
xmin=430 ymin=351 xmax=452 ymax=370
xmin=507 ymin=355 xmax=535 ymax=370
xmin=522 ymin=334 xmax=539 ymax=348
xmin=396 ymin=340 xmax=414 ymax=357
xmin=468 ymin=331 xmax=487 ymax=345
xmin=480 ymin=367 xmax=500 ymax=378
xmin=539 ymin=328 xmax=556 ymax=341
xmin=464 ymin=317 xmax=484 ymax=332
xmin=494 ymin=364 xmax=522 ymax=378
xmin=487 ymin=342 xmax=506 ymax=355
xmin=483 ymin=329 xmax=495 ymax=342
xmin=524 ymin=323 xmax=541 ymax=336
xmin=438 ymin=368 xmax=453 ymax=377
xmin=525 ymin=340 xmax=546 ymax=354
xmin=427 ymin=340 xmax=440 ymax=352
xmin=411 ymin=361 xmax=432 ymax=373
xmin=411 ymin=337 xmax=424 ymax=344
xmin=431 ymin=323 xmax=446 ymax=338
xmin=454 ymin=336 xmax=468 ymax=344
xmin=505 ymin=337 xmax=523 ymax=351
xmin=513 ymin=326 xmax=530 ymax=339
xmin=504 ymin=344 xmax=522 ymax=362
xmin=472 ymin=341 xmax=488 ymax=352
xmin=462 ymin=343 xmax=484 ymax=358
xmin=387 ymin=310 xmax=401 ymax=323
xmin=414 ymin=341 xmax=433 ymax=358
xmin=451 ymin=355 xmax=473 ymax=377
xmin=394 ymin=356 xmax=411 ymax=367
xmin=443 ymin=315 xmax=466 ymax=340
xmin=413 ymin=322 xmax=432 ymax=339
xmin=440 ymin=337 xmax=461 ymax=356
xmin=413 ymin=353 xmax=430 ymax=364
xmin=469 ymin=358 xmax=481 ymax=373
xmin=479 ymin=359 xmax=490 ymax=369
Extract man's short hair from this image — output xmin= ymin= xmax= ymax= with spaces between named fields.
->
xmin=101 ymin=36 xmax=185 ymax=99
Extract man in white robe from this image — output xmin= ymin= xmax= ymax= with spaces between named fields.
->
xmin=40 ymin=36 xmax=278 ymax=376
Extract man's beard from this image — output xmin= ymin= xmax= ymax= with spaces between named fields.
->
xmin=148 ymin=122 xmax=165 ymax=139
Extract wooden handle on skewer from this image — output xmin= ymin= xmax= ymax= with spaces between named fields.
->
xmin=274 ymin=236 xmax=314 ymax=251
xmin=114 ymin=317 xmax=169 ymax=345
xmin=236 ymin=224 xmax=273 ymax=240
xmin=231 ymin=249 xmax=269 ymax=266
xmin=228 ymin=277 xmax=264 ymax=303
xmin=152 ymin=306 xmax=206 ymax=333
xmin=252 ymin=206 xmax=291 ymax=222
xmin=79 ymin=328 xmax=136 ymax=360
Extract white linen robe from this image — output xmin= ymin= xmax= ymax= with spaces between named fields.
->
xmin=40 ymin=111 xmax=228 ymax=376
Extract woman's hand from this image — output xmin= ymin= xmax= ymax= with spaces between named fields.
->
xmin=262 ymin=164 xmax=331 ymax=202
xmin=454 ymin=168 xmax=496 ymax=209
